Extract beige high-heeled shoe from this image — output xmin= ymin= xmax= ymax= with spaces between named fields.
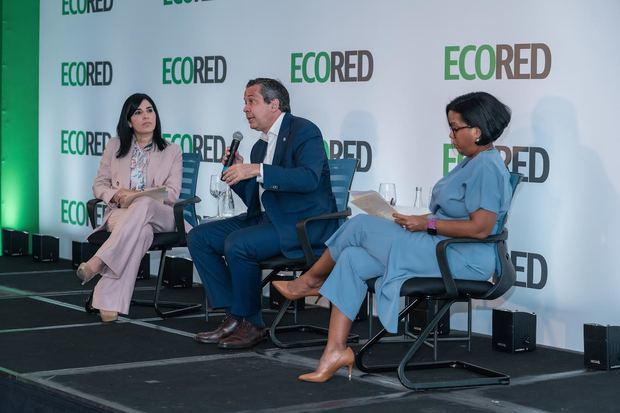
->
xmin=298 ymin=347 xmax=355 ymax=383
xmin=99 ymin=310 xmax=118 ymax=323
xmin=272 ymin=280 xmax=321 ymax=301
xmin=76 ymin=262 xmax=98 ymax=285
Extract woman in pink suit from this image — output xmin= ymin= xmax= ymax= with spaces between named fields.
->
xmin=76 ymin=93 xmax=182 ymax=322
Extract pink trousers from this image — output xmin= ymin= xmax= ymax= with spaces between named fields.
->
xmin=91 ymin=197 xmax=175 ymax=314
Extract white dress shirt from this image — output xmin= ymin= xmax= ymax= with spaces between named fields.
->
xmin=257 ymin=112 xmax=285 ymax=211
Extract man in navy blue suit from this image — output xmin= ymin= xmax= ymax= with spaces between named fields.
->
xmin=188 ymin=78 xmax=337 ymax=349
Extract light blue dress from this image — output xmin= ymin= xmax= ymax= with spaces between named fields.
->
xmin=320 ymin=149 xmax=512 ymax=333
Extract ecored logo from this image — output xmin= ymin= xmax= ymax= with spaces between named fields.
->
xmin=442 ymin=144 xmax=550 ymax=183
xmin=512 ymin=250 xmax=548 ymax=290
xmin=444 ymin=43 xmax=551 ymax=80
xmin=163 ymin=0 xmax=211 ymax=5
xmin=162 ymin=56 xmax=227 ymax=85
xmin=325 ymin=139 xmax=372 ymax=172
xmin=291 ymin=50 xmax=373 ymax=83
xmin=61 ymin=199 xmax=105 ymax=227
xmin=62 ymin=0 xmax=113 ymax=15
xmin=61 ymin=61 xmax=113 ymax=86
xmin=163 ymin=133 xmax=225 ymax=163
xmin=61 ymin=130 xmax=111 ymax=156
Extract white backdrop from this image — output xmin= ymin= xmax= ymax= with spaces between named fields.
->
xmin=39 ymin=0 xmax=620 ymax=351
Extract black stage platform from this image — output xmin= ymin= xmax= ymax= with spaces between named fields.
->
xmin=1 ymin=256 xmax=618 ymax=412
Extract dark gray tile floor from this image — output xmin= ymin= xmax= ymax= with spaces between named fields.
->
xmin=1 ymin=256 xmax=618 ymax=413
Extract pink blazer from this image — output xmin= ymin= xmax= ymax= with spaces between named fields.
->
xmin=92 ymin=137 xmax=182 ymax=231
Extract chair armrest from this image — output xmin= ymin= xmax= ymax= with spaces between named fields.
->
xmin=295 ymin=208 xmax=352 ymax=266
xmin=86 ymin=196 xmax=202 ymax=233
xmin=435 ymin=230 xmax=509 ymax=298
xmin=86 ymin=198 xmax=104 ymax=230
xmin=172 ymin=196 xmax=201 ymax=235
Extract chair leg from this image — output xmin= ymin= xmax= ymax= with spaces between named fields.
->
xmin=84 ymin=290 xmax=97 ymax=313
xmin=260 ymin=269 xmax=280 ymax=289
xmin=404 ymin=297 xmax=471 ymax=357
xmin=396 ymin=299 xmax=509 ymax=390
xmin=356 ymin=297 xmax=420 ymax=373
xmin=261 ymin=266 xmax=358 ymax=348
xmin=261 ymin=269 xmax=304 ymax=317
xmin=467 ymin=298 xmax=472 ymax=352
xmin=268 ymin=297 xmax=359 ymax=349
xmin=432 ymin=300 xmax=439 ymax=360
xmin=403 ymin=297 xmax=437 ymax=353
xmin=357 ymin=297 xmax=509 ymax=391
xmin=132 ymin=250 xmax=202 ymax=318
xmin=204 ymin=297 xmax=227 ymax=322
xmin=205 ymin=297 xmax=209 ymax=322
xmin=367 ymin=291 xmax=374 ymax=340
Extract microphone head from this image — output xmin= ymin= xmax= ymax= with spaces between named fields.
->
xmin=232 ymin=131 xmax=244 ymax=142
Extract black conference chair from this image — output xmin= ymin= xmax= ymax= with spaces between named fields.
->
xmin=356 ymin=172 xmax=523 ymax=390
xmin=84 ymin=152 xmax=203 ymax=318
xmin=260 ymin=158 xmax=359 ymax=348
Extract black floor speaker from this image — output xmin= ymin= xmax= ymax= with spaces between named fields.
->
xmin=492 ymin=309 xmax=536 ymax=352
xmin=407 ymin=298 xmax=450 ymax=336
xmin=2 ymin=229 xmax=29 ymax=256
xmin=32 ymin=234 xmax=59 ymax=262
xmin=162 ymin=256 xmax=192 ymax=288
xmin=72 ymin=241 xmax=99 ymax=269
xmin=584 ymin=324 xmax=620 ymax=370
xmin=269 ymin=275 xmax=305 ymax=311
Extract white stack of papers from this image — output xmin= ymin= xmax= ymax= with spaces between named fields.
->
xmin=350 ymin=190 xmax=397 ymax=220
xmin=120 ymin=186 xmax=168 ymax=208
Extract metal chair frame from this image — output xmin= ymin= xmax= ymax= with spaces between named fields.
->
xmin=262 ymin=158 xmax=360 ymax=348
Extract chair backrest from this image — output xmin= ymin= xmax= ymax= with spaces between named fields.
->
xmin=328 ymin=158 xmax=359 ymax=212
xmin=484 ymin=171 xmax=523 ymax=299
xmin=179 ymin=152 xmax=201 ymax=227
xmin=495 ymin=172 xmax=523 ymax=231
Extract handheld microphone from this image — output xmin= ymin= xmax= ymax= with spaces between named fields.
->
xmin=221 ymin=131 xmax=244 ymax=176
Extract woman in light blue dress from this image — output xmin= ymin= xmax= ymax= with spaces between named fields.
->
xmin=273 ymin=92 xmax=513 ymax=383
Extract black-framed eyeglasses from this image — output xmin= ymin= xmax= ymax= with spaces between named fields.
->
xmin=449 ymin=125 xmax=474 ymax=135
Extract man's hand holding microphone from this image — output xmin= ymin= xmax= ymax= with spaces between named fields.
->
xmin=220 ymin=131 xmax=260 ymax=186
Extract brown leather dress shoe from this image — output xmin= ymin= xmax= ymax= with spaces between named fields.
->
xmin=218 ymin=319 xmax=267 ymax=349
xmin=194 ymin=315 xmax=239 ymax=344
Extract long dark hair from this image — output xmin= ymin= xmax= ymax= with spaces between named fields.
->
xmin=446 ymin=92 xmax=511 ymax=145
xmin=115 ymin=93 xmax=167 ymax=158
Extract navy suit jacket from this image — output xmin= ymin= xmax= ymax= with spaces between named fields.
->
xmin=232 ymin=112 xmax=338 ymax=259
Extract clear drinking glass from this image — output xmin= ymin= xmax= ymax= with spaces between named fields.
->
xmin=378 ymin=183 xmax=397 ymax=206
xmin=221 ymin=187 xmax=235 ymax=217
xmin=210 ymin=175 xmax=225 ymax=217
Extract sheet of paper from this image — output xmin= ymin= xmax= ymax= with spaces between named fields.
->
xmin=120 ymin=186 xmax=168 ymax=208
xmin=350 ymin=190 xmax=398 ymax=220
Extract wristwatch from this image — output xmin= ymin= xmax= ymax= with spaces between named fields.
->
xmin=427 ymin=215 xmax=437 ymax=235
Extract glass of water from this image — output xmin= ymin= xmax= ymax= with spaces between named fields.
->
xmin=378 ymin=183 xmax=397 ymax=206
xmin=210 ymin=175 xmax=225 ymax=218
xmin=221 ymin=187 xmax=235 ymax=217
